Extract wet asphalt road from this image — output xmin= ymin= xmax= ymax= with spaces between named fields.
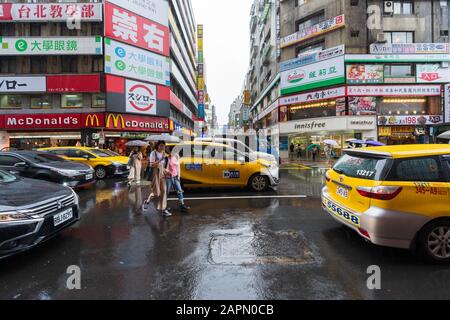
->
xmin=1 ymin=166 xmax=450 ymax=300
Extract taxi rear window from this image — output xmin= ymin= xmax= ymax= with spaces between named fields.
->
xmin=333 ymin=154 xmax=390 ymax=181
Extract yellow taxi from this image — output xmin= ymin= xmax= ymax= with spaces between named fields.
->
xmin=39 ymin=147 xmax=130 ymax=180
xmin=322 ymin=144 xmax=450 ymax=263
xmin=169 ymin=141 xmax=279 ymax=192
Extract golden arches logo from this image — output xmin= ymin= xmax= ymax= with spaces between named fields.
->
xmin=85 ymin=114 xmax=100 ymax=127
xmin=106 ymin=114 xmax=125 ymax=129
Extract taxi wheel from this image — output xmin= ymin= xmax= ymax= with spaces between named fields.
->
xmin=95 ymin=166 xmax=107 ymax=180
xmin=417 ymin=220 xmax=450 ymax=264
xmin=249 ymin=174 xmax=268 ymax=192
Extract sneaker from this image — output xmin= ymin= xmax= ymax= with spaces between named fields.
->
xmin=162 ymin=209 xmax=172 ymax=217
xmin=180 ymin=204 xmax=190 ymax=213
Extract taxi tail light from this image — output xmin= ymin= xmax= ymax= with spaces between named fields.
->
xmin=356 ymin=186 xmax=403 ymax=201
xmin=358 ymin=228 xmax=370 ymax=239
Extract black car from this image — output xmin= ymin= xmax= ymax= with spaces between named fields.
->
xmin=0 ymin=151 xmax=95 ymax=189
xmin=0 ymin=170 xmax=79 ymax=259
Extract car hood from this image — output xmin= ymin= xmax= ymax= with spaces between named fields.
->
xmin=39 ymin=161 xmax=92 ymax=171
xmin=253 ymin=152 xmax=276 ymax=162
xmin=104 ymin=156 xmax=129 ymax=164
xmin=0 ymin=177 xmax=72 ymax=209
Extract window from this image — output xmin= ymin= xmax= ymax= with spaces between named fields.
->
xmin=29 ymin=23 xmax=42 ymax=36
xmin=92 ymin=93 xmax=105 ymax=108
xmin=1 ymin=57 xmax=17 ymax=73
xmin=92 ymin=56 xmax=103 ymax=72
xmin=387 ymin=157 xmax=444 ymax=182
xmin=67 ymin=149 xmax=91 ymax=158
xmin=31 ymin=95 xmax=52 ymax=109
xmin=0 ymin=24 xmax=15 ymax=36
xmin=0 ymin=155 xmax=22 ymax=166
xmin=48 ymin=149 xmax=69 ymax=157
xmin=333 ymin=154 xmax=390 ymax=181
xmin=296 ymin=0 xmax=306 ymax=6
xmin=394 ymin=1 xmax=413 ymax=15
xmin=0 ymin=95 xmax=25 ymax=109
xmin=384 ymin=64 xmax=414 ymax=77
xmin=62 ymin=94 xmax=83 ymax=108
xmin=30 ymin=56 xmax=47 ymax=74
xmin=296 ymin=11 xmax=324 ymax=32
xmin=444 ymin=158 xmax=450 ymax=182
xmin=385 ymin=31 xmax=414 ymax=43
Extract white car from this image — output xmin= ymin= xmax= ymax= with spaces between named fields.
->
xmin=195 ymin=137 xmax=277 ymax=164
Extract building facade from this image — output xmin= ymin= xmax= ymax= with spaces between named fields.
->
xmin=248 ymin=0 xmax=450 ymax=159
xmin=0 ymin=0 xmax=199 ymax=152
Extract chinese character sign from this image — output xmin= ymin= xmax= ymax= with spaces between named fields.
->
xmin=105 ymin=3 xmax=169 ymax=57
xmin=0 ymin=3 xmax=102 ymax=22
xmin=104 ymin=38 xmax=170 ymax=86
xmin=0 ymin=37 xmax=103 ymax=55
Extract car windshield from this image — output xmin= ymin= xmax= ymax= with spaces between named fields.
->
xmin=0 ymin=170 xmax=17 ymax=183
xmin=333 ymin=154 xmax=391 ymax=181
xmin=21 ymin=153 xmax=66 ymax=163
xmin=89 ymin=149 xmax=113 ymax=157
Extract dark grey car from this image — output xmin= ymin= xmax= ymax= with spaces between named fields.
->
xmin=0 ymin=170 xmax=80 ymax=259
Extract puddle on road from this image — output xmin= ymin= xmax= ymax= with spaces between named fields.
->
xmin=208 ymin=228 xmax=315 ymax=266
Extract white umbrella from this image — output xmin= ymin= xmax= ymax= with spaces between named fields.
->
xmin=145 ymin=134 xmax=181 ymax=143
xmin=323 ymin=139 xmax=339 ymax=146
xmin=438 ymin=131 xmax=450 ymax=140
xmin=125 ymin=140 xmax=148 ymax=147
xmin=345 ymin=138 xmax=358 ymax=143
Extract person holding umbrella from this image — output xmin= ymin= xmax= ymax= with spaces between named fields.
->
xmin=128 ymin=146 xmax=143 ymax=186
xmin=165 ymin=144 xmax=190 ymax=213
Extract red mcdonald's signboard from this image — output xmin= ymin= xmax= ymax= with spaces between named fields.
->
xmin=81 ymin=113 xmax=105 ymax=128
xmin=105 ymin=113 xmax=169 ymax=132
xmin=5 ymin=114 xmax=81 ymax=130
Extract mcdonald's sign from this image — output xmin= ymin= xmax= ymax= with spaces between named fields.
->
xmin=106 ymin=113 xmax=126 ymax=130
xmin=81 ymin=113 xmax=105 ymax=128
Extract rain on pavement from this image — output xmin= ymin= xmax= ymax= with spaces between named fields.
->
xmin=1 ymin=166 xmax=450 ymax=300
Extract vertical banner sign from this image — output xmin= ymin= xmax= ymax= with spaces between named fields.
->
xmin=445 ymin=84 xmax=450 ymax=123
xmin=197 ymin=24 xmax=204 ymax=120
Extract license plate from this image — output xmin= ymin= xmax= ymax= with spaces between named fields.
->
xmin=322 ymin=198 xmax=360 ymax=227
xmin=337 ymin=186 xmax=349 ymax=199
xmin=85 ymin=174 xmax=93 ymax=180
xmin=53 ymin=208 xmax=73 ymax=227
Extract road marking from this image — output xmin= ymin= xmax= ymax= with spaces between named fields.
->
xmin=168 ymin=195 xmax=308 ymax=201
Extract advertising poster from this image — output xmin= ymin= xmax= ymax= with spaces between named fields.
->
xmin=348 ymin=97 xmax=377 ymax=115
xmin=346 ymin=65 xmax=384 ymax=84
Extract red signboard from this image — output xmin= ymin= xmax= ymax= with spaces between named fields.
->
xmin=81 ymin=113 xmax=105 ymax=128
xmin=170 ymin=90 xmax=184 ymax=112
xmin=105 ymin=74 xmax=169 ymax=100
xmin=46 ymin=74 xmax=101 ymax=93
xmin=5 ymin=114 xmax=81 ymax=130
xmin=0 ymin=115 xmax=4 ymax=129
xmin=105 ymin=113 xmax=169 ymax=132
xmin=104 ymin=2 xmax=170 ymax=57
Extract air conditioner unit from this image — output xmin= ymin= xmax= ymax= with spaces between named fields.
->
xmin=376 ymin=33 xmax=388 ymax=43
xmin=384 ymin=1 xmax=394 ymax=14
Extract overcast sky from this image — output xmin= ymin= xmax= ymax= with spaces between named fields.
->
xmin=191 ymin=0 xmax=253 ymax=125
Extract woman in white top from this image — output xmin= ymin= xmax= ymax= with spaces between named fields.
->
xmin=127 ymin=146 xmax=143 ymax=185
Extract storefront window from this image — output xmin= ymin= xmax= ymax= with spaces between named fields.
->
xmin=384 ymin=64 xmax=414 ymax=77
xmin=31 ymin=95 xmax=52 ymax=109
xmin=0 ymin=95 xmax=25 ymax=109
xmin=385 ymin=32 xmax=414 ymax=44
xmin=289 ymin=100 xmax=338 ymax=120
xmin=62 ymin=94 xmax=83 ymax=108
xmin=92 ymin=93 xmax=105 ymax=108
xmin=378 ymin=96 xmax=440 ymax=116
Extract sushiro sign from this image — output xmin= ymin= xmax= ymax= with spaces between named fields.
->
xmin=125 ymin=79 xmax=157 ymax=115
xmin=280 ymin=56 xmax=345 ymax=95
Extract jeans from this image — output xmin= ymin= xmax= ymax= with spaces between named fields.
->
xmin=166 ymin=176 xmax=184 ymax=202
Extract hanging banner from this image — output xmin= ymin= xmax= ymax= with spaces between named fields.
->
xmin=104 ymin=38 xmax=170 ymax=86
xmin=378 ymin=115 xmax=443 ymax=126
xmin=0 ymin=76 xmax=46 ymax=93
xmin=347 ymin=85 xmax=442 ymax=96
xmin=280 ymin=15 xmax=345 ymax=48
xmin=0 ymin=36 xmax=103 ymax=55
xmin=0 ymin=3 xmax=102 ymax=22
xmin=104 ymin=2 xmax=170 ymax=57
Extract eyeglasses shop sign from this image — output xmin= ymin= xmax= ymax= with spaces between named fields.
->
xmin=0 ymin=37 xmax=103 ymax=55
xmin=280 ymin=116 xmax=376 ymax=134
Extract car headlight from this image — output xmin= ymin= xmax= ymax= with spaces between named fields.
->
xmin=70 ymin=188 xmax=79 ymax=207
xmin=0 ymin=211 xmax=30 ymax=222
xmin=54 ymin=169 xmax=81 ymax=177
